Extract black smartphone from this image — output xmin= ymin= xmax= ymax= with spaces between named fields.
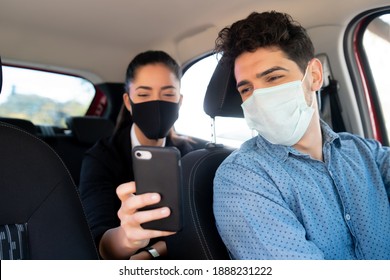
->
xmin=132 ymin=146 xmax=183 ymax=232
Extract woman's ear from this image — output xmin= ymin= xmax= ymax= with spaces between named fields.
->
xmin=309 ymin=58 xmax=323 ymax=92
xmin=178 ymin=94 xmax=183 ymax=107
xmin=123 ymin=93 xmax=132 ymax=113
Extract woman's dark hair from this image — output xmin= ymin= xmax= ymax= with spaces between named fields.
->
xmin=215 ymin=11 xmax=315 ymax=73
xmin=115 ymin=50 xmax=181 ymax=134
xmin=124 ymin=50 xmax=181 ymax=91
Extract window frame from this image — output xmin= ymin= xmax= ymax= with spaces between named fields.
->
xmin=344 ymin=7 xmax=390 ymax=145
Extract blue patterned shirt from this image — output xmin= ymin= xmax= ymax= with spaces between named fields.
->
xmin=213 ymin=122 xmax=390 ymax=259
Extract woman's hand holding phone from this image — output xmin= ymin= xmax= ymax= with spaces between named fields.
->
xmin=116 ymin=181 xmax=176 ymax=256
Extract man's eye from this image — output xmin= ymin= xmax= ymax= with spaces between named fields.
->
xmin=239 ymin=87 xmax=252 ymax=95
xmin=266 ymin=75 xmax=283 ymax=82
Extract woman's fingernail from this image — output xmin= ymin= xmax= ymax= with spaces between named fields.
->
xmin=161 ymin=207 xmax=170 ymax=215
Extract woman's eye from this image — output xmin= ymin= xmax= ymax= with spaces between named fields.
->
xmin=161 ymin=91 xmax=178 ymax=100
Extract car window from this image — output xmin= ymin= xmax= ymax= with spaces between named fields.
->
xmin=0 ymin=65 xmax=95 ymax=128
xmin=175 ymin=54 xmax=254 ymax=148
xmin=362 ymin=13 xmax=390 ymax=139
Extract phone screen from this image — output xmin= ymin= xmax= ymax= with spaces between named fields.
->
xmin=132 ymin=146 xmax=183 ymax=232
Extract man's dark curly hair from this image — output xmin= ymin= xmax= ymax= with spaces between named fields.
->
xmin=215 ymin=11 xmax=315 ymax=73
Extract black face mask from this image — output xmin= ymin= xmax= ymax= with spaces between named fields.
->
xmin=130 ymin=100 xmax=180 ymax=140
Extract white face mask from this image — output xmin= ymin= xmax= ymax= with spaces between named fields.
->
xmin=241 ymin=71 xmax=314 ymax=146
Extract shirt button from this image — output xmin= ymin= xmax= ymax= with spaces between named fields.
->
xmin=345 ymin=214 xmax=351 ymax=221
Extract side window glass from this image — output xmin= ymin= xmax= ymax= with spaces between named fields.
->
xmin=175 ymin=54 xmax=254 ymax=147
xmin=0 ymin=66 xmax=95 ymax=127
xmin=362 ymin=14 xmax=390 ymax=138
xmin=175 ymin=55 xmax=218 ymax=142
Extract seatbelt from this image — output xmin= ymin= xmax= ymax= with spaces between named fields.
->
xmin=318 ymin=77 xmax=346 ymax=132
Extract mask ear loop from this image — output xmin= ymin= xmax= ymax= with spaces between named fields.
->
xmin=301 ymin=64 xmax=310 ymax=82
xmin=301 ymin=62 xmax=315 ymax=108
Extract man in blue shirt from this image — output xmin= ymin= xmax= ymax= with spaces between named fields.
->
xmin=213 ymin=11 xmax=390 ymax=259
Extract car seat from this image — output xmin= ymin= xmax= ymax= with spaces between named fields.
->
xmin=166 ymin=60 xmax=243 ymax=259
xmin=316 ymin=53 xmax=346 ymax=132
xmin=0 ymin=57 xmax=99 ymax=259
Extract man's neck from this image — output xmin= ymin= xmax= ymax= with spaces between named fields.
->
xmin=293 ymin=113 xmax=323 ymax=161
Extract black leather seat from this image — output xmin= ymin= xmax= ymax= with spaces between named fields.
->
xmin=166 ymin=60 xmax=242 ymax=259
xmin=0 ymin=57 xmax=99 ymax=259
xmin=66 ymin=116 xmax=114 ymax=146
xmin=47 ymin=116 xmax=115 ymax=185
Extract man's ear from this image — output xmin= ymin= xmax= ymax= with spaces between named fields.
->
xmin=123 ymin=93 xmax=132 ymax=113
xmin=310 ymin=58 xmax=323 ymax=92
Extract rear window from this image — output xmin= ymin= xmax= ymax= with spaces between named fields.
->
xmin=0 ymin=65 xmax=95 ymax=128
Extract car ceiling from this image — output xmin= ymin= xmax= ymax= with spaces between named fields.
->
xmin=0 ymin=0 xmax=388 ymax=83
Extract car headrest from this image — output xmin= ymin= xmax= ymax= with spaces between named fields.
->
xmin=316 ymin=53 xmax=333 ymax=88
xmin=0 ymin=118 xmax=37 ymax=135
xmin=0 ymin=57 xmax=3 ymax=94
xmin=203 ymin=60 xmax=244 ymax=118
xmin=66 ymin=116 xmax=114 ymax=145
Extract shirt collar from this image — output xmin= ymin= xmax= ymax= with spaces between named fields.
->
xmin=255 ymin=120 xmax=341 ymax=162
xmin=130 ymin=124 xmax=166 ymax=150
xmin=320 ymin=119 xmax=340 ymax=146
